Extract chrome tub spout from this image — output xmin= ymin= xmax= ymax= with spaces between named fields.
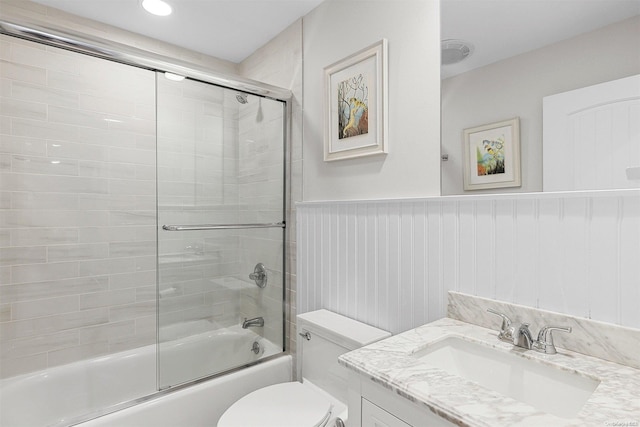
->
xmin=242 ymin=317 xmax=264 ymax=329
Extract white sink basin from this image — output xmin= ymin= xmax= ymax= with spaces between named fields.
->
xmin=413 ymin=336 xmax=600 ymax=419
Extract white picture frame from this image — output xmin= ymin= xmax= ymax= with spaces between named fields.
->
xmin=323 ymin=39 xmax=388 ymax=161
xmin=463 ymin=117 xmax=521 ymax=190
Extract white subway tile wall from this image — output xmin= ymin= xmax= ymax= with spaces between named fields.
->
xmin=237 ymin=96 xmax=285 ymax=347
xmin=0 ymin=34 xmax=157 ymax=378
xmin=297 ymin=191 xmax=640 ymax=335
xmin=239 ymin=20 xmax=303 ymax=364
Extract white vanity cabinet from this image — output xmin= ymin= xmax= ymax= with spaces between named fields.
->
xmin=347 ymin=372 xmax=456 ymax=427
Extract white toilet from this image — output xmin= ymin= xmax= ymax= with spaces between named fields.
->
xmin=218 ymin=309 xmax=391 ymax=427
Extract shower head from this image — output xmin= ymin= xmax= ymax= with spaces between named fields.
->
xmin=236 ymin=93 xmax=248 ymax=104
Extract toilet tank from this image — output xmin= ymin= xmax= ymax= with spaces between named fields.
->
xmin=297 ymin=310 xmax=390 ymax=404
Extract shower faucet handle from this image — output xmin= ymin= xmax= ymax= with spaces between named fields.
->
xmin=249 ymin=263 xmax=267 ymax=288
xmin=249 ymin=271 xmax=265 ymax=280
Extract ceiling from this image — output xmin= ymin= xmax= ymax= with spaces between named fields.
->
xmin=441 ymin=0 xmax=640 ymax=78
xmin=30 ymin=0 xmax=324 ymax=63
xmin=30 ymin=0 xmax=640 ymax=70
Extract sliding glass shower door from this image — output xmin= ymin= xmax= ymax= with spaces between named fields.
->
xmin=156 ymin=73 xmax=286 ymax=388
xmin=0 ymin=20 xmax=290 ymax=424
xmin=0 ymin=33 xmax=159 ymax=425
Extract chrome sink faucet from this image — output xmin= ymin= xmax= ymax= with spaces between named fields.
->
xmin=487 ymin=309 xmax=571 ymax=354
xmin=514 ymin=323 xmax=534 ymax=349
xmin=486 ymin=309 xmax=534 ymax=349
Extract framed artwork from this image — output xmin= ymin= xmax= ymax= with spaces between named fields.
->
xmin=323 ymin=39 xmax=388 ymax=161
xmin=463 ymin=117 xmax=521 ymax=190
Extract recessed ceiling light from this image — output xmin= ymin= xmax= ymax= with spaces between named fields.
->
xmin=142 ymin=0 xmax=172 ymax=16
xmin=164 ymin=72 xmax=185 ymax=81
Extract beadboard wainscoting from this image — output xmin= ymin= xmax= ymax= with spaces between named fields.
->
xmin=296 ymin=190 xmax=640 ymax=334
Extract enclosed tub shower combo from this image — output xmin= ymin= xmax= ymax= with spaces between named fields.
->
xmin=0 ymin=17 xmax=290 ymax=427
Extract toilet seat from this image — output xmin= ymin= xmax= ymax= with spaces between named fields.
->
xmin=218 ymin=382 xmax=333 ymax=427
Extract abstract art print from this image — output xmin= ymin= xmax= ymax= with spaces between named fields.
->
xmin=324 ymin=39 xmax=387 ymax=161
xmin=463 ymin=118 xmax=521 ymax=190
xmin=337 ymin=73 xmax=368 ymax=140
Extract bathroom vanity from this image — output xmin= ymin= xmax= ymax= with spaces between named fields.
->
xmin=340 ymin=293 xmax=640 ymax=427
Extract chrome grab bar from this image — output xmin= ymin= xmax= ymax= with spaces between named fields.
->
xmin=162 ymin=222 xmax=285 ymax=231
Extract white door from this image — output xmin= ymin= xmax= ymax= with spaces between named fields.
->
xmin=543 ymin=74 xmax=640 ymax=191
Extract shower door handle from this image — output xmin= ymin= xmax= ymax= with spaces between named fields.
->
xmin=162 ymin=222 xmax=285 ymax=231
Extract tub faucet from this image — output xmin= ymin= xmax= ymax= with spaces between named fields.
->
xmin=242 ymin=317 xmax=264 ymax=329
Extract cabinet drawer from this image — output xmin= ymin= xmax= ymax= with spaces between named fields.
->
xmin=361 ymin=398 xmax=412 ymax=427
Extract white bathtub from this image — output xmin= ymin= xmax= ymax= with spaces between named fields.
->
xmin=0 ymin=326 xmax=290 ymax=427
xmin=159 ymin=324 xmax=283 ymax=387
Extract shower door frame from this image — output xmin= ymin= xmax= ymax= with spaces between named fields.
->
xmin=0 ymin=19 xmax=292 ymax=101
xmin=0 ymin=15 xmax=291 ymax=425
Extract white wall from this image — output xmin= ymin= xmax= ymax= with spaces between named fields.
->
xmin=441 ymin=16 xmax=640 ymax=195
xmin=296 ymin=6 xmax=640 ymax=341
xmin=297 ymin=190 xmax=640 ymax=334
xmin=302 ymin=0 xmax=441 ymax=201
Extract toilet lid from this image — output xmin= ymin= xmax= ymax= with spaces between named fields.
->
xmin=218 ymin=382 xmax=333 ymax=427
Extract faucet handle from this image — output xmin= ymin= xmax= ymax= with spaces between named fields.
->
xmin=534 ymin=325 xmax=572 ymax=354
xmin=487 ymin=309 xmax=514 ymax=342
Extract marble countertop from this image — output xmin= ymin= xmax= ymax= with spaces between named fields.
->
xmin=339 ymin=317 xmax=640 ymax=427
